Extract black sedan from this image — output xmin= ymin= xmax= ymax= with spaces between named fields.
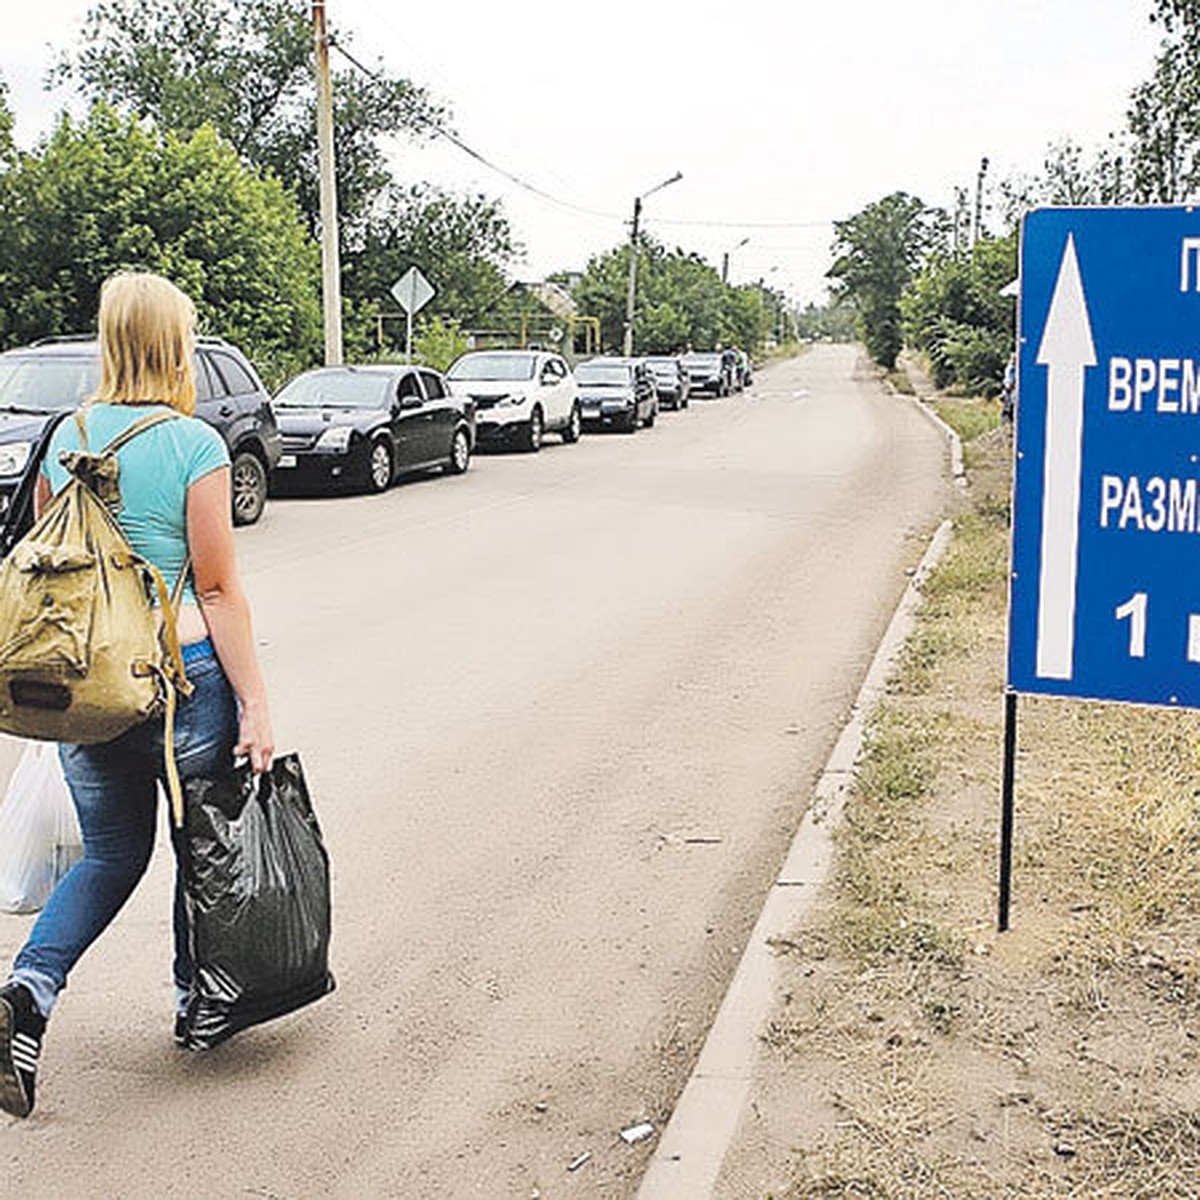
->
xmin=271 ymin=365 xmax=474 ymax=494
xmin=575 ymin=358 xmax=658 ymax=432
xmin=645 ymin=356 xmax=690 ymax=410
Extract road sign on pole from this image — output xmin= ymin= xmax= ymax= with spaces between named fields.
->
xmin=391 ymin=267 xmax=435 ymax=364
xmin=1009 ymin=207 xmax=1200 ymax=710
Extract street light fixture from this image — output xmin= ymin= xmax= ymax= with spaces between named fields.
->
xmin=721 ymin=236 xmax=750 ymax=285
xmin=622 ymin=171 xmax=683 ymax=356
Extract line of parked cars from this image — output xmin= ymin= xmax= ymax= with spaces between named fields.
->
xmin=0 ymin=337 xmax=750 ymax=544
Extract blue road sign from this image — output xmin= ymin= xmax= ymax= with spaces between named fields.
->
xmin=1009 ymin=206 xmax=1200 ymax=708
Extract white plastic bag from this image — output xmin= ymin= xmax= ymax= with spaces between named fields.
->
xmin=0 ymin=742 xmax=81 ymax=914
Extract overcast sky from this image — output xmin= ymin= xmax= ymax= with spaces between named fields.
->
xmin=3 ymin=0 xmax=1165 ymax=306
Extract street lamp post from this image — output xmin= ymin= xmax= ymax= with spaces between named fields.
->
xmin=623 ymin=171 xmax=683 ymax=356
xmin=721 ymin=236 xmax=749 ymax=285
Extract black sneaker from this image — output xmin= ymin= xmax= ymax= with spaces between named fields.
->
xmin=174 ymin=1012 xmax=187 ymax=1047
xmin=0 ymin=982 xmax=46 ymax=1119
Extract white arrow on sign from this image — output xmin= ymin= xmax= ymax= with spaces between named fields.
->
xmin=1034 ymin=233 xmax=1096 ymax=680
xmin=391 ymin=266 xmax=435 ymax=315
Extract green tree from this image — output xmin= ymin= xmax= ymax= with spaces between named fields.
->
xmin=0 ymin=77 xmax=14 ymax=167
xmin=340 ymin=184 xmax=518 ymax=360
xmin=828 ymin=192 xmax=944 ymax=369
xmin=996 ymin=138 xmax=1129 ymax=227
xmin=56 ymin=0 xmax=444 ymax=238
xmin=902 ymin=233 xmax=1017 ymax=393
xmin=0 ymin=105 xmax=320 ymax=385
xmin=1121 ymin=0 xmax=1200 ymax=201
xmin=569 ymin=237 xmax=775 ymax=355
xmin=795 ymin=300 xmax=857 ymax=342
xmin=412 ymin=315 xmax=470 ymax=373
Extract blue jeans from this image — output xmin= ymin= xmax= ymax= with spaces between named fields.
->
xmin=10 ymin=641 xmax=238 ymax=1018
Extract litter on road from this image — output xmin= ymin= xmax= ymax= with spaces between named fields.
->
xmin=620 ymin=1122 xmax=656 ymax=1145
xmin=567 ymin=1152 xmax=591 ymax=1172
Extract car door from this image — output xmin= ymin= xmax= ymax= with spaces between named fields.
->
xmin=393 ymin=369 xmax=432 ymax=468
xmin=537 ymin=355 xmax=570 ymax=428
xmin=417 ymin=369 xmax=455 ymax=462
xmin=193 ymin=351 xmax=231 ymax=444
xmin=202 ymin=348 xmax=262 ymax=451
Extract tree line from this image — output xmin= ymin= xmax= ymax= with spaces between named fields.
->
xmin=822 ymin=0 xmax=1197 ymax=394
xmin=0 ymin=0 xmax=792 ymax=387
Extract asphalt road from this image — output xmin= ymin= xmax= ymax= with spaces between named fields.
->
xmin=0 ymin=344 xmax=949 ymax=1196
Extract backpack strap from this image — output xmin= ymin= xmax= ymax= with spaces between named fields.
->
xmin=71 ymin=405 xmax=179 ymax=456
xmin=99 ymin=409 xmax=180 ymax=455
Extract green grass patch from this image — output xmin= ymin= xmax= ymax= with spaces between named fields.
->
xmin=931 ymin=396 xmax=1001 ymax=441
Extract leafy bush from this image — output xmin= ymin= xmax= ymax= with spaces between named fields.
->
xmin=902 ymin=234 xmax=1016 ymax=394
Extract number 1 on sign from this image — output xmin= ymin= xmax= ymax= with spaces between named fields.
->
xmin=1115 ymin=592 xmax=1148 ymax=658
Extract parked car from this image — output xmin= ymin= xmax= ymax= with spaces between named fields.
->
xmin=270 ymin=365 xmax=473 ymax=494
xmin=644 ymin=356 xmax=690 ymax=410
xmin=445 ymin=349 xmax=580 ymax=451
xmin=0 ymin=335 xmax=282 ymax=547
xmin=575 ymin=357 xmax=658 ymax=432
xmin=682 ymin=351 xmax=732 ymax=397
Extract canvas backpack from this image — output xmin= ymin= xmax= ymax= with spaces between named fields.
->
xmin=0 ymin=408 xmax=194 ymax=821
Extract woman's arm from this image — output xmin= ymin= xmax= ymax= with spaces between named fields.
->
xmin=186 ymin=467 xmax=274 ymax=772
xmin=33 ymin=474 xmax=50 ymax=519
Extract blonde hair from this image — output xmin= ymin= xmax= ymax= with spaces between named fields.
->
xmin=93 ymin=272 xmax=197 ymax=415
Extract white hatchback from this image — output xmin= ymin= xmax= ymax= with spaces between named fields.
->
xmin=446 ymin=350 xmax=581 ymax=452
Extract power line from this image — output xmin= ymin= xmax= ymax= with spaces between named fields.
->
xmin=328 ymin=39 xmax=620 ymax=221
xmin=328 ymin=38 xmax=834 ymax=233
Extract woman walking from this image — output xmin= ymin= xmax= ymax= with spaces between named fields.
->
xmin=0 ymin=271 xmax=274 ymax=1118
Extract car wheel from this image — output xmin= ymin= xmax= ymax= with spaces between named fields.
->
xmin=561 ymin=403 xmax=582 ymax=444
xmin=231 ymin=450 xmax=267 ymax=526
xmin=446 ymin=427 xmax=471 ymax=475
xmin=522 ymin=407 xmax=544 ymax=453
xmin=624 ymin=408 xmax=639 ymax=433
xmin=366 ymin=438 xmax=393 ymax=493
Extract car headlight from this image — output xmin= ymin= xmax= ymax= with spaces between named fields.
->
xmin=315 ymin=426 xmax=353 ymax=452
xmin=0 ymin=442 xmax=32 ymax=477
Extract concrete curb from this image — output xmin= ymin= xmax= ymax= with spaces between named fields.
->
xmin=906 ymin=394 xmax=965 ymax=486
xmin=884 ymin=379 xmax=966 ymax=487
xmin=636 ymin=517 xmax=956 ymax=1200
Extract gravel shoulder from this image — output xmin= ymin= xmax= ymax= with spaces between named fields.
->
xmin=714 ymin=361 xmax=1200 ymax=1198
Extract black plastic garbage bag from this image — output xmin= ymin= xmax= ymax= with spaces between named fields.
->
xmin=179 ymin=753 xmax=335 ymax=1050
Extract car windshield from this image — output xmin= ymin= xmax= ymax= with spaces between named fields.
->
xmin=275 ymin=371 xmax=392 ymax=409
xmin=683 ymin=353 xmax=721 ymax=367
xmin=447 ymin=354 xmax=537 ymax=383
xmin=575 ymin=363 xmax=631 ymax=386
xmin=0 ymin=356 xmax=99 ymax=411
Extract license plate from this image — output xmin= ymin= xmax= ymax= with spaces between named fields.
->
xmin=278 ymin=454 xmax=296 ymax=468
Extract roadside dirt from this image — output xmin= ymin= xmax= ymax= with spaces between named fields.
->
xmin=717 ymin=365 xmax=1200 ymax=1197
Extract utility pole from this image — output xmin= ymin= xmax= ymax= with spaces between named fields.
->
xmin=622 ymin=171 xmax=682 ymax=357
xmin=721 ymin=236 xmax=749 ymax=285
xmin=973 ymin=155 xmax=990 ymax=248
xmin=622 ymin=196 xmax=642 ymax=357
xmin=313 ymin=0 xmax=343 ymax=364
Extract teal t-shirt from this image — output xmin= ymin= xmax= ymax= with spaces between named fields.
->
xmin=42 ymin=404 xmax=230 ymax=606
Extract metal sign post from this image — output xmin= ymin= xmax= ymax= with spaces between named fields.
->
xmin=391 ymin=267 xmax=435 ymax=363
xmin=1005 ymin=205 xmax=1200 ymax=928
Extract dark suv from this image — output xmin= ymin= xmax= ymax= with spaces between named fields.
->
xmin=0 ymin=336 xmax=282 ymax=547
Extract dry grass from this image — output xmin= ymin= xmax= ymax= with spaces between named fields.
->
xmin=771 ymin=408 xmax=1200 ymax=1197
